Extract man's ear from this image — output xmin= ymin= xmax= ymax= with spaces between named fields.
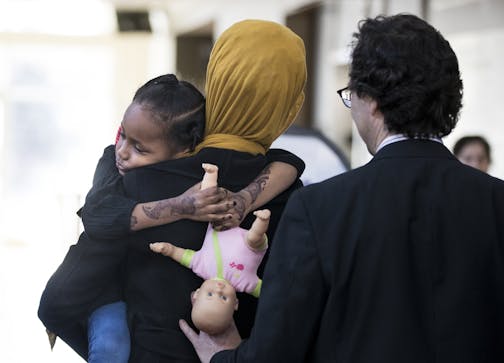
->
xmin=234 ymin=297 xmax=239 ymax=311
xmin=369 ymin=99 xmax=384 ymax=120
xmin=191 ymin=289 xmax=200 ymax=305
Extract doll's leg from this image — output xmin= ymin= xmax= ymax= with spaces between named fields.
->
xmin=88 ymin=301 xmax=130 ymax=363
xmin=201 ymin=163 xmax=218 ymax=189
xmin=246 ymin=209 xmax=271 ymax=250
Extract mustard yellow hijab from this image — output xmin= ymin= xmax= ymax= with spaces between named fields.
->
xmin=195 ymin=19 xmax=307 ymax=155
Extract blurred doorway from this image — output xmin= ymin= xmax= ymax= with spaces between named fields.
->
xmin=176 ymin=23 xmax=213 ymax=92
xmin=287 ymin=2 xmax=321 ymax=128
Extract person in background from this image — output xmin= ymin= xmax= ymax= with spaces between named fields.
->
xmin=453 ymin=135 xmax=491 ymax=173
xmin=181 ymin=13 xmax=504 ymax=363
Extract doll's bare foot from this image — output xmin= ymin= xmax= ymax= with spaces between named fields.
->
xmin=247 ymin=209 xmax=271 ymax=250
xmin=201 ymin=163 xmax=218 ymax=190
xmin=253 ymin=209 xmax=271 ymax=222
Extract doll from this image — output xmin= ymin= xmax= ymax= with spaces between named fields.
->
xmin=150 ymin=163 xmax=270 ymax=334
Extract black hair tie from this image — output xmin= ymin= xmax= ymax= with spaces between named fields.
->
xmin=153 ymin=74 xmax=178 ymax=85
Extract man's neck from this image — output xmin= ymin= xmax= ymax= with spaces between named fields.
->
xmin=374 ymin=133 xmax=408 ymax=154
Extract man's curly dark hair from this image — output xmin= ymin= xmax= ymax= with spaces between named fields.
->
xmin=349 ymin=14 xmax=463 ymax=138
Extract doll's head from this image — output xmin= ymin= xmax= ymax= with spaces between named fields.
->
xmin=191 ymin=278 xmax=239 ymax=334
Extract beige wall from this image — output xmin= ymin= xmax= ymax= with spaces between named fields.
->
xmin=160 ymin=0 xmax=504 ymax=178
xmin=431 ymin=0 xmax=504 ymax=178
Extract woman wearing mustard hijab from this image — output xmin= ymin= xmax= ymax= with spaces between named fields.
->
xmin=98 ymin=20 xmax=305 ymax=363
xmin=198 ymin=19 xmax=306 ymax=155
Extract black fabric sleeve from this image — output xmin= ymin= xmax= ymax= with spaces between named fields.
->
xmin=265 ymin=148 xmax=305 ymax=179
xmin=79 ymin=145 xmax=138 ymax=240
xmin=211 ymin=189 xmax=326 ymax=362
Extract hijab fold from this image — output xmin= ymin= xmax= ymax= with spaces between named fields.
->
xmin=195 ymin=19 xmax=307 ymax=155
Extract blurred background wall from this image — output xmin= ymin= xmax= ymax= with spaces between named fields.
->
xmin=0 ymin=0 xmax=502 ymax=361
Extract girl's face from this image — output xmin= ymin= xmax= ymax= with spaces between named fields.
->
xmin=115 ymin=103 xmax=178 ymax=175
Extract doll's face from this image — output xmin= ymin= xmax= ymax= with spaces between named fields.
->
xmin=191 ymin=279 xmax=239 ymax=334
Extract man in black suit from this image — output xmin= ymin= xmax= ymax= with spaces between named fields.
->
xmin=180 ymin=14 xmax=504 ymax=363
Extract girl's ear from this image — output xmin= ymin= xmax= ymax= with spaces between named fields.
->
xmin=173 ymin=148 xmax=191 ymax=158
xmin=234 ymin=297 xmax=239 ymax=311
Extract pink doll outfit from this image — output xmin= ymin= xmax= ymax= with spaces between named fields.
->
xmin=180 ymin=224 xmax=267 ymax=297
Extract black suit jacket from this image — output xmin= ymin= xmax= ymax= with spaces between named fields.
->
xmin=214 ymin=140 xmax=504 ymax=363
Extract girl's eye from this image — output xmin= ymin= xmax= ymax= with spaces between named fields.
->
xmin=220 ymin=296 xmax=227 ymax=301
xmin=134 ymin=144 xmax=146 ymax=153
xmin=207 ymin=292 xmax=213 ymax=297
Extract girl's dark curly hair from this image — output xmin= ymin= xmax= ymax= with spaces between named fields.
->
xmin=349 ymin=14 xmax=463 ymax=138
xmin=133 ymin=74 xmax=205 ymax=154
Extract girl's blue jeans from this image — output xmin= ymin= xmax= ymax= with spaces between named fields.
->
xmin=87 ymin=301 xmax=130 ymax=363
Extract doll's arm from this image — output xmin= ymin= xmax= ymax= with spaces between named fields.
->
xmin=149 ymin=242 xmax=187 ymax=264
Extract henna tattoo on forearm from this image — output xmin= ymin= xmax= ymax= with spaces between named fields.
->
xmin=141 ymin=199 xmax=173 ymax=219
xmin=171 ymin=196 xmax=197 ymax=216
xmin=142 ymin=196 xmax=198 ymax=221
xmin=133 ymin=195 xmax=199 ymax=231
xmin=244 ymin=166 xmax=271 ymax=204
xmin=233 ymin=193 xmax=248 ymax=221
xmin=142 ymin=203 xmax=164 ymax=219
xmin=230 ymin=166 xmax=271 ymax=221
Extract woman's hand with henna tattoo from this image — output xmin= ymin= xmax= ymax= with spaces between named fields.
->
xmin=211 ymin=189 xmax=253 ymax=231
xmin=172 ymin=182 xmax=235 ymax=222
xmin=211 ymin=165 xmax=270 ymax=231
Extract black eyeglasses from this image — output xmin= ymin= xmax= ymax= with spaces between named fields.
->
xmin=337 ymin=87 xmax=351 ymax=108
